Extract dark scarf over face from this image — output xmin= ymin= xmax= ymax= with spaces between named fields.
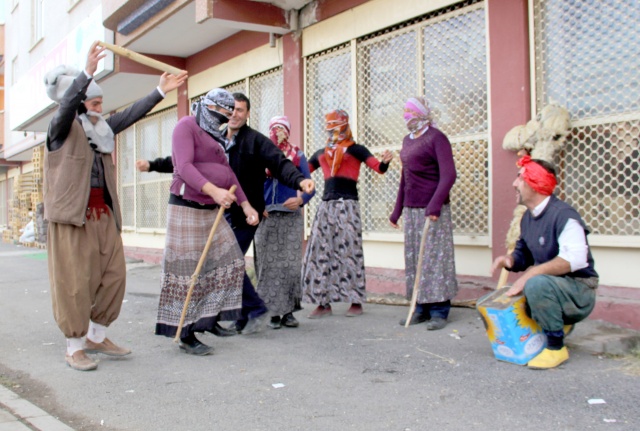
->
xmin=191 ymin=99 xmax=229 ymax=143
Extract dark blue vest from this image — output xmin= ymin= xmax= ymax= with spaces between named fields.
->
xmin=511 ymin=195 xmax=598 ymax=279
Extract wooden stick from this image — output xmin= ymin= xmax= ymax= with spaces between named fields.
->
xmin=97 ymin=41 xmax=184 ymax=76
xmin=173 ymin=186 xmax=237 ymax=343
xmin=404 ymin=218 xmax=430 ymax=328
xmin=495 ymin=247 xmax=515 ymax=290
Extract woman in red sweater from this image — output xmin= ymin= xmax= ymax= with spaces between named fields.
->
xmin=302 ymin=110 xmax=393 ymax=318
xmin=389 ymin=97 xmax=458 ymax=330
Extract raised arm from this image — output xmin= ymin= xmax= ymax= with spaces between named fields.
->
xmin=261 ymin=134 xmax=314 ymax=193
xmin=107 ymin=71 xmax=187 ymax=135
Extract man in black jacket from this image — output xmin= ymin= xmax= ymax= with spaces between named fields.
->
xmin=137 ymin=92 xmax=314 ymax=335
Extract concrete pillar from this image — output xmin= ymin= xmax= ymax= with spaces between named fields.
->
xmin=487 ymin=0 xmax=531 ymax=269
xmin=282 ymin=32 xmax=304 ymax=150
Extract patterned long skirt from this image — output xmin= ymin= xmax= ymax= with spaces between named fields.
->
xmin=254 ymin=211 xmax=303 ymax=315
xmin=404 ymin=205 xmax=458 ymax=304
xmin=155 ymin=204 xmax=244 ymax=338
xmin=301 ymin=199 xmax=366 ymax=305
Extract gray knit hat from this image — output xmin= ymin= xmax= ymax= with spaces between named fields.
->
xmin=202 ymin=88 xmax=235 ymax=112
xmin=44 ymin=65 xmax=103 ymax=103
xmin=85 ymin=80 xmax=103 ymax=101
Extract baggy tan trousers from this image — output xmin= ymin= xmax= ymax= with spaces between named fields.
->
xmin=47 ymin=211 xmax=126 ymax=338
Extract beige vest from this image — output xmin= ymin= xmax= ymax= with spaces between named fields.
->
xmin=44 ymin=120 xmax=122 ymax=230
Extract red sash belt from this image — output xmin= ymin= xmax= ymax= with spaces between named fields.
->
xmin=86 ymin=188 xmax=110 ymax=220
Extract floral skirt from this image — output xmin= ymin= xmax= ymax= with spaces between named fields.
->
xmin=254 ymin=211 xmax=303 ymax=315
xmin=404 ymin=205 xmax=458 ymax=304
xmin=302 ymin=200 xmax=366 ymax=305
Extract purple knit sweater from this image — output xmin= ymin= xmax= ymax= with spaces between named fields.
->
xmin=389 ymin=127 xmax=457 ymax=223
xmin=170 ymin=116 xmax=247 ymax=205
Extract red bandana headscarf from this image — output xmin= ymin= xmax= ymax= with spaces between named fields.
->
xmin=325 ymin=109 xmax=355 ymax=177
xmin=267 ymin=116 xmax=299 ymax=178
xmin=516 ymin=155 xmax=557 ymax=196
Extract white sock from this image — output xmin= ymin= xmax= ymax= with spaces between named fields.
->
xmin=87 ymin=321 xmax=107 ymax=343
xmin=66 ymin=337 xmax=84 ymax=356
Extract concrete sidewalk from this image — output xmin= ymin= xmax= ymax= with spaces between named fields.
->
xmin=0 ymin=385 xmax=73 ymax=431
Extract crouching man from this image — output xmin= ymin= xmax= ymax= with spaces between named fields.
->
xmin=491 ymin=156 xmax=598 ymax=369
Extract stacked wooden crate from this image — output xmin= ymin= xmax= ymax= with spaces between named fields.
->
xmin=6 ymin=175 xmax=30 ymax=242
xmin=1 ymin=227 xmax=13 ymax=243
xmin=3 ymin=146 xmax=46 ymax=247
xmin=31 ymin=146 xmax=47 ymax=247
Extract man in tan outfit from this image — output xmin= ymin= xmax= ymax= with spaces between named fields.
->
xmin=44 ymin=42 xmax=187 ymax=371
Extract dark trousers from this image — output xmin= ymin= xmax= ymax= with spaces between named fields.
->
xmin=416 ymin=300 xmax=451 ymax=320
xmin=227 ymin=216 xmax=268 ymax=323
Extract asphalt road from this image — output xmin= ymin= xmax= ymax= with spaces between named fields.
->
xmin=0 ymin=241 xmax=638 ymax=431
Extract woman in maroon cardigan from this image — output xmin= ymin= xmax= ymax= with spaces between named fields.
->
xmin=155 ymin=89 xmax=258 ymax=355
xmin=390 ymin=97 xmax=458 ymax=330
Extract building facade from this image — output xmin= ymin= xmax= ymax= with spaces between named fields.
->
xmin=2 ymin=0 xmax=639 ymax=328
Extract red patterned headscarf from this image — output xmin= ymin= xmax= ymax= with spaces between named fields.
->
xmin=516 ymin=155 xmax=557 ymax=196
xmin=266 ymin=116 xmax=300 ymax=178
xmin=325 ymin=109 xmax=355 ymax=177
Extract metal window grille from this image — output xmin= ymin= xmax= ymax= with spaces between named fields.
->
xmin=304 ymin=44 xmax=353 ymax=231
xmin=191 ymin=80 xmax=249 ymax=108
xmin=191 ymin=69 xmax=284 ymax=135
xmin=534 ymin=0 xmax=640 ymax=237
xmin=305 ymin=1 xmax=488 ymax=236
xmin=117 ymin=107 xmax=177 ymax=231
xmin=224 ymin=81 xmax=248 ymax=94
xmin=224 ymin=80 xmax=248 ymax=99
xmin=248 ymin=68 xmax=284 ymax=134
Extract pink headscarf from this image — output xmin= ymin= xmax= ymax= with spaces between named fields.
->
xmin=267 ymin=116 xmax=300 ymax=177
xmin=403 ymin=97 xmax=435 ymax=135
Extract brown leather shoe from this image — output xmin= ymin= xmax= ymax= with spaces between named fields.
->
xmin=84 ymin=337 xmax=132 ymax=357
xmin=65 ymin=350 xmax=98 ymax=371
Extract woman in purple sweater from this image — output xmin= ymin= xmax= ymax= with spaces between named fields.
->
xmin=389 ymin=97 xmax=458 ymax=330
xmin=155 ymin=89 xmax=258 ymax=355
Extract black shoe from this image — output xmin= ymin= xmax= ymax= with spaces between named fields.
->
xmin=282 ymin=312 xmax=299 ymax=328
xmin=233 ymin=320 xmax=247 ymax=333
xmin=242 ymin=312 xmax=268 ymax=335
xmin=399 ymin=313 xmax=429 ymax=326
xmin=212 ymin=322 xmax=237 ymax=337
xmin=426 ymin=317 xmax=447 ymax=331
xmin=178 ymin=336 xmax=214 ymax=356
xmin=269 ymin=316 xmax=282 ymax=330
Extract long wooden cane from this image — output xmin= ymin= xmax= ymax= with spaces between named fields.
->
xmin=495 ymin=247 xmax=514 ymax=290
xmin=97 ymin=41 xmax=184 ymax=76
xmin=404 ymin=218 xmax=431 ymax=328
xmin=173 ymin=185 xmax=237 ymax=343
